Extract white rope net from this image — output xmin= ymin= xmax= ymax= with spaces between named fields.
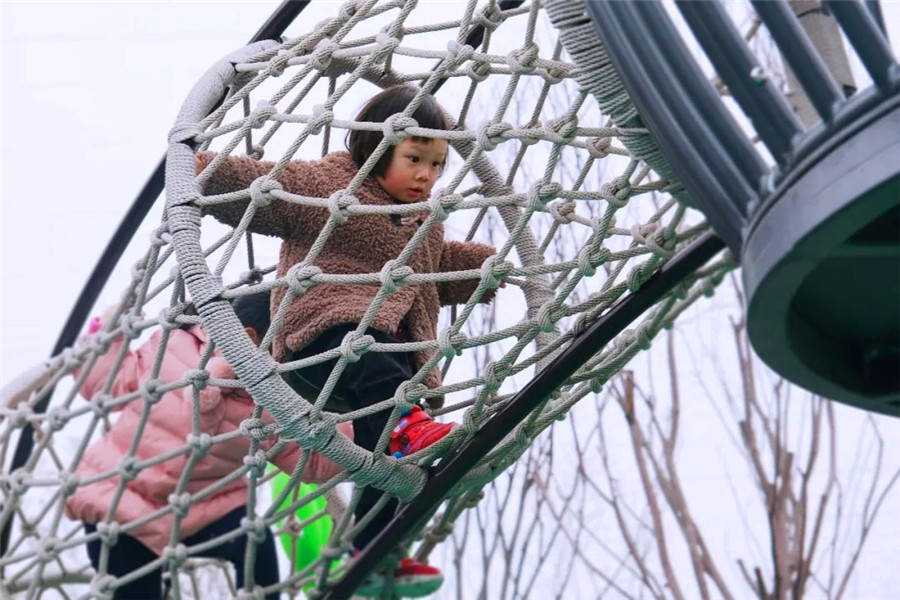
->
xmin=1 ymin=1 xmax=735 ymax=598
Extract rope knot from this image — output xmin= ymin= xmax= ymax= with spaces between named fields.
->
xmin=382 ymin=114 xmax=418 ymax=145
xmin=338 ymin=1 xmax=358 ymax=20
xmin=38 ymin=537 xmax=61 ymax=562
xmin=547 ymin=200 xmax=576 ymax=225
xmin=140 ymin=378 xmax=164 ymax=406
xmin=119 ymin=313 xmax=143 ymax=340
xmin=474 ymin=3 xmax=504 ymax=29
xmin=429 ymin=189 xmax=462 ymax=222
xmin=630 ymin=222 xmax=656 ymax=245
xmin=91 ymin=393 xmax=113 ymax=418
xmin=157 ymin=305 xmax=184 ymax=332
xmin=527 ymin=181 xmax=562 ymax=211
xmin=240 ymin=269 xmax=265 ymax=285
xmin=480 ymin=256 xmax=513 ymax=290
xmin=507 ymin=44 xmax=539 ymax=74
xmin=46 ymin=406 xmax=69 ymax=432
xmin=7 ymin=469 xmax=31 ymax=495
xmin=379 ymin=260 xmax=413 ymax=295
xmin=149 ymin=224 xmax=171 ymax=247
xmin=162 ymin=543 xmax=189 ymax=567
xmin=373 ymin=32 xmax=401 ymax=64
xmin=327 ymin=190 xmax=358 ymax=224
xmin=248 ymin=101 xmax=277 ymax=129
xmin=90 ymin=574 xmax=117 ymax=600
xmin=478 ymin=122 xmax=512 ymax=152
xmin=239 ymin=418 xmax=270 ymax=441
xmin=117 ymin=456 xmax=140 ymax=483
xmin=88 ymin=330 xmax=113 ymax=355
xmin=423 ymin=524 xmax=451 ymax=545
xmin=635 ymin=323 xmax=653 ymax=351
xmin=482 ymin=362 xmax=505 ymax=392
xmin=248 ymin=144 xmax=265 ymax=160
xmin=601 ymin=176 xmax=632 ymax=208
xmin=547 ymin=114 xmax=578 ymax=141
xmin=536 ymin=302 xmax=564 ymax=333
xmin=339 ymin=331 xmax=374 ymax=364
xmin=446 ymin=41 xmax=474 ymax=68
xmin=288 ymin=410 xmax=339 ymax=450
xmin=185 ymin=368 xmax=210 ymax=390
xmin=249 ymin=175 xmax=282 ymax=208
xmin=311 ymin=39 xmax=339 ymax=71
xmin=438 ymin=329 xmax=467 ymax=359
xmin=392 ymin=380 xmax=427 ymax=410
xmin=541 ymin=63 xmax=570 ymax=84
xmin=59 ymin=469 xmax=80 ymax=496
xmin=168 ymin=121 xmax=202 ymax=145
xmin=187 ymin=433 xmax=213 ymax=458
xmin=240 ymin=516 xmax=269 ymax=544
xmin=96 ymin=521 xmax=120 ymax=547
xmin=308 ymin=104 xmax=335 ymax=135
xmin=576 ymin=245 xmax=610 ymax=277
xmin=237 ymin=588 xmax=265 ymax=600
xmin=467 ymin=57 xmax=492 ymax=82
xmin=286 ymin=264 xmax=322 ymax=297
xmin=588 ymin=137 xmax=612 ymax=159
xmin=465 ymin=490 xmax=485 ymax=508
xmin=627 ymin=266 xmax=649 ymax=292
xmin=243 ymin=449 xmax=268 ymax=478
xmin=10 ymin=405 xmax=32 ymax=429
xmin=269 ymin=49 xmax=292 ymax=78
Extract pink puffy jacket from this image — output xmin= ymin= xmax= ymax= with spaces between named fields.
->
xmin=65 ymin=325 xmax=351 ymax=555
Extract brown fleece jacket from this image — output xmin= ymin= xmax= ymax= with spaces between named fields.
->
xmin=197 ymin=151 xmax=497 ymax=405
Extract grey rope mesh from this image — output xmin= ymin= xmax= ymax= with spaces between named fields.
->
xmin=0 ymin=1 xmax=737 ymax=598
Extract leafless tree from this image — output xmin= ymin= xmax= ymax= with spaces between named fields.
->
xmin=435 ymin=10 xmax=900 ymax=600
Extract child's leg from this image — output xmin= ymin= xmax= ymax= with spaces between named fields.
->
xmin=284 ymin=325 xmax=412 ymax=550
xmin=84 ymin=523 xmax=164 ymax=599
xmin=186 ymin=506 xmax=280 ymax=600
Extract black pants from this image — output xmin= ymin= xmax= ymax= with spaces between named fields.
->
xmin=284 ymin=324 xmax=411 ymax=551
xmin=85 ymin=506 xmax=279 ymax=599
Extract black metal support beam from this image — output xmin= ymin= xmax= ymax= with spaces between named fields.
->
xmin=751 ymin=0 xmax=845 ymax=123
xmin=583 ymin=0 xmax=763 ymax=256
xmin=675 ymin=0 xmax=803 ymax=166
xmin=1 ymin=0 xmax=310 ymax=560
xmin=825 ymin=0 xmax=897 ymax=91
xmin=323 ymin=232 xmax=726 ymax=599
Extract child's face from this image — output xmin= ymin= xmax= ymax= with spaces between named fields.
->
xmin=376 ymin=138 xmax=448 ymax=204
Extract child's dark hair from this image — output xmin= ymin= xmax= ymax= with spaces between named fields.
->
xmin=232 ymin=291 xmax=272 ymax=340
xmin=347 ymin=85 xmax=451 ymax=177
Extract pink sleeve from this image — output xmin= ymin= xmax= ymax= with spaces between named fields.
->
xmin=76 ymin=334 xmax=149 ymax=404
xmin=202 ymin=355 xmax=353 ymax=483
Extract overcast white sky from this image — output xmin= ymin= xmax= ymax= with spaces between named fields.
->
xmin=2 ymin=2 xmax=900 ymax=598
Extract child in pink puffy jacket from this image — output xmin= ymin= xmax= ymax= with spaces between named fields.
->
xmin=66 ymin=292 xmax=351 ymax=599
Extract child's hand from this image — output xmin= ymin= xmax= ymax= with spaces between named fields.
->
xmin=87 ymin=304 xmax=122 ymax=334
xmin=189 ymin=358 xmax=234 ymax=414
xmin=195 ymin=155 xmax=204 ymax=175
xmin=206 ymin=358 xmax=236 ymax=382
xmin=87 ymin=304 xmax=146 ymax=335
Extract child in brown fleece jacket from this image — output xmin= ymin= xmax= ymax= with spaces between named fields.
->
xmin=197 ymin=85 xmax=499 ymax=598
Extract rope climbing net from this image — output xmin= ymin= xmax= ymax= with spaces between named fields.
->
xmin=1 ymin=1 xmax=736 ymax=597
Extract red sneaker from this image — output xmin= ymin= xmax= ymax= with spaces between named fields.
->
xmin=355 ymin=557 xmax=444 ymax=598
xmin=388 ymin=406 xmax=454 ymax=458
